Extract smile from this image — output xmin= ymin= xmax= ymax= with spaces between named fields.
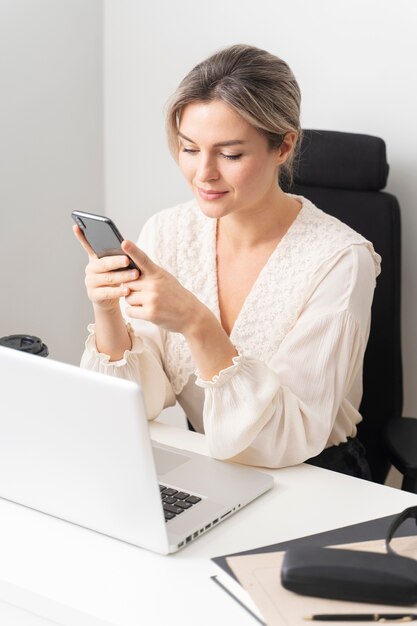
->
xmin=197 ymin=188 xmax=229 ymax=201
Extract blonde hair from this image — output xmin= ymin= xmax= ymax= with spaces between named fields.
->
xmin=166 ymin=44 xmax=302 ymax=185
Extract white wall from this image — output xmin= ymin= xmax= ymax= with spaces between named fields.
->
xmin=3 ymin=1 xmax=414 ymax=412
xmin=104 ymin=0 xmax=417 ymax=417
xmin=0 ymin=0 xmax=103 ymax=364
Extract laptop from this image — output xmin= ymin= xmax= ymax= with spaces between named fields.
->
xmin=0 ymin=346 xmax=273 ymax=554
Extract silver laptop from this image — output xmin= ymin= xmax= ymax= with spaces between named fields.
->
xmin=0 ymin=346 xmax=273 ymax=554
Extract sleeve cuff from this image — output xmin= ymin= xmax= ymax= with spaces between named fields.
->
xmin=195 ymin=353 xmax=244 ymax=388
xmin=84 ymin=322 xmax=145 ymax=367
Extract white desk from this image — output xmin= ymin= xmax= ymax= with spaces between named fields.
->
xmin=0 ymin=422 xmax=416 ymax=625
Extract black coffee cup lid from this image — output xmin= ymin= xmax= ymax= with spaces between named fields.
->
xmin=0 ymin=334 xmax=49 ymax=357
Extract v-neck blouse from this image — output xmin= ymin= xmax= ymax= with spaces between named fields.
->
xmin=81 ymin=196 xmax=381 ymax=468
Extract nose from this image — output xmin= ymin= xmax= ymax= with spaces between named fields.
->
xmin=196 ymin=153 xmax=220 ymax=182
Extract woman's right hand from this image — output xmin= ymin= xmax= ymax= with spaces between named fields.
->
xmin=73 ymin=225 xmax=140 ymax=313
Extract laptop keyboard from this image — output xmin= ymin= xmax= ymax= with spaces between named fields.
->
xmin=159 ymin=484 xmax=202 ymax=522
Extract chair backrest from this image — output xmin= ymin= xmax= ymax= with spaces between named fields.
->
xmin=288 ymin=130 xmax=402 ymax=484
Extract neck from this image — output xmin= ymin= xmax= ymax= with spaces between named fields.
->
xmin=217 ymin=190 xmax=302 ymax=250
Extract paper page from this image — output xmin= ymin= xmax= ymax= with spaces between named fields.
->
xmin=226 ymin=536 xmax=417 ymax=626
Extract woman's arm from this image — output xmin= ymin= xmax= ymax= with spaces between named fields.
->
xmin=121 ymin=239 xmax=239 ymax=378
xmin=80 ymin=320 xmax=176 ymax=420
xmin=76 ymin=220 xmax=176 ymax=418
xmin=73 ymin=224 xmax=137 ymax=360
xmin=196 ymin=245 xmax=377 ymax=467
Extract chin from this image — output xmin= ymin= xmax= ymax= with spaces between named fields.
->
xmin=194 ymin=197 xmax=233 ymax=220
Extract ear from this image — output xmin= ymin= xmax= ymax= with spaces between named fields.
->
xmin=275 ymin=132 xmax=298 ymax=166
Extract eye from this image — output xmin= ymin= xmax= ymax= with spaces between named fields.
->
xmin=181 ymin=147 xmax=199 ymax=155
xmin=221 ymin=153 xmax=242 ymax=161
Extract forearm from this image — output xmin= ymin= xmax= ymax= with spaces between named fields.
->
xmin=184 ymin=307 xmax=238 ymax=380
xmin=93 ymin=304 xmax=131 ymax=361
xmin=198 ymin=309 xmax=364 ymax=466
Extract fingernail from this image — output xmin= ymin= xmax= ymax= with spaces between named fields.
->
xmin=129 ymin=270 xmax=137 ymax=279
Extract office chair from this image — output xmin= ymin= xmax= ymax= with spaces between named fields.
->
xmin=287 ymin=129 xmax=403 ymax=485
xmin=385 ymin=417 xmax=417 ymax=492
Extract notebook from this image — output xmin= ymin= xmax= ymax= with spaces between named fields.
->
xmin=0 ymin=346 xmax=273 ymax=554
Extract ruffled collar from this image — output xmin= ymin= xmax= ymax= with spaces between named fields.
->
xmin=156 ymin=196 xmax=380 ymax=393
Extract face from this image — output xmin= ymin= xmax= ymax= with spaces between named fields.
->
xmin=177 ymin=99 xmax=294 ymax=220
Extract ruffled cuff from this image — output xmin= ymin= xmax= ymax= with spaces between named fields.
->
xmin=194 ymin=354 xmax=244 ymax=388
xmin=83 ymin=322 xmax=144 ymax=367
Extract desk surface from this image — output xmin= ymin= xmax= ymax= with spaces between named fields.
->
xmin=0 ymin=422 xmax=417 ymax=625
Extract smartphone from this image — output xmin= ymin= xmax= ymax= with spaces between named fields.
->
xmin=71 ymin=210 xmax=140 ymax=273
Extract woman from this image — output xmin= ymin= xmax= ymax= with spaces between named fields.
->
xmin=74 ymin=44 xmax=380 ymax=478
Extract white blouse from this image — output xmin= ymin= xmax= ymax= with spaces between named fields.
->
xmin=81 ymin=196 xmax=381 ymax=469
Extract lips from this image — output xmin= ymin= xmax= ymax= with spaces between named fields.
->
xmin=197 ymin=188 xmax=229 ymax=201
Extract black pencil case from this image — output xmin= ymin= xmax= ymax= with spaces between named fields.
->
xmin=281 ymin=546 xmax=417 ymax=605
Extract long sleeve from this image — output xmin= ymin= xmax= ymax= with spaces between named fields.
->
xmin=195 ymin=245 xmax=377 ymax=468
xmin=80 ymin=216 xmax=176 ymax=420
xmin=79 ymin=197 xmax=380 ymax=469
xmin=80 ymin=321 xmax=175 ymax=420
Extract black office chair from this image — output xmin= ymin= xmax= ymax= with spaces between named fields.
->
xmin=385 ymin=417 xmax=417 ymax=492
xmin=286 ymin=129 xmax=403 ymax=485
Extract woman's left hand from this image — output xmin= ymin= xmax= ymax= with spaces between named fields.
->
xmin=121 ymin=240 xmax=206 ymax=335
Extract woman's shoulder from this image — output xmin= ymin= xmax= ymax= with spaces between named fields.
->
xmin=297 ymin=195 xmax=362 ymax=237
xmin=294 ymin=195 xmax=381 ymax=276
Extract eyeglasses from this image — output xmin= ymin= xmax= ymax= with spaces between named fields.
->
xmin=386 ymin=506 xmax=417 ymax=555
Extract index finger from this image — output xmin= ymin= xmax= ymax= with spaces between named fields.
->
xmin=121 ymin=240 xmax=157 ymax=276
xmin=72 ymin=224 xmax=97 ymax=258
